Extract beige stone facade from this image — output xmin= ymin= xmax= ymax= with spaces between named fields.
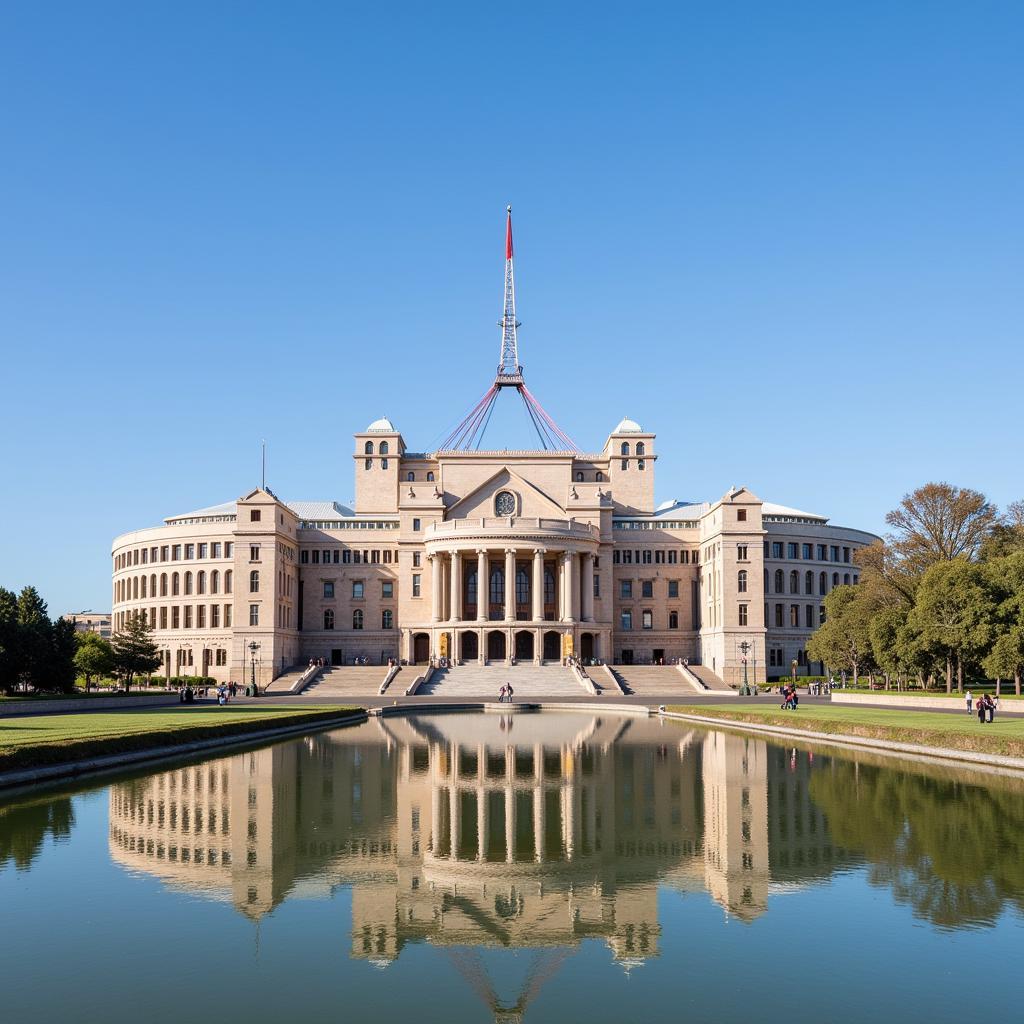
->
xmin=110 ymin=416 xmax=877 ymax=685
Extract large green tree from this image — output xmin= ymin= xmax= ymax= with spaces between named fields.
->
xmin=110 ymin=613 xmax=161 ymax=690
xmin=908 ymin=559 xmax=994 ymax=692
xmin=807 ymin=585 xmax=877 ymax=686
xmin=73 ymin=632 xmax=115 ymax=690
xmin=0 ymin=587 xmax=19 ymax=695
xmin=982 ymin=550 xmax=1024 ymax=694
xmin=16 ymin=586 xmax=54 ymax=692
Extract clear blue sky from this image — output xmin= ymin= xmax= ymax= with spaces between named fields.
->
xmin=1 ymin=1 xmax=1021 ymax=614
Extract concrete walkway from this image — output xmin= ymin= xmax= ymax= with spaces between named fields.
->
xmin=419 ymin=664 xmax=585 ymax=699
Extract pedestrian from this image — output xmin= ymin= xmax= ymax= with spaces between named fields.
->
xmin=499 ymin=683 xmax=507 ymax=703
xmin=506 ymin=682 xmax=514 ymax=703
xmin=978 ymin=697 xmax=987 ymax=724
xmin=965 ymin=689 xmax=973 ymax=715
xmin=985 ymin=693 xmax=996 ymax=723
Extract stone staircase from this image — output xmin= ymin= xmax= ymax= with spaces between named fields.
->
xmin=264 ymin=664 xmax=318 ymax=694
xmin=684 ymin=663 xmax=735 ymax=693
xmin=300 ymin=666 xmax=390 ymax=698
xmin=610 ymin=665 xmax=700 ymax=696
xmin=418 ymin=664 xmax=587 ymax=699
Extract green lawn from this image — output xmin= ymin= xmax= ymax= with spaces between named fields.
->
xmin=0 ymin=705 xmax=363 ymax=773
xmin=665 ymin=703 xmax=1024 ymax=759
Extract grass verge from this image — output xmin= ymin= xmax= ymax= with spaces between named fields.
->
xmin=664 ymin=703 xmax=1024 ymax=759
xmin=0 ymin=705 xmax=363 ymax=773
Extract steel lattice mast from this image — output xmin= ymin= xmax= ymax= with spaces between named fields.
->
xmin=438 ymin=206 xmax=578 ymax=452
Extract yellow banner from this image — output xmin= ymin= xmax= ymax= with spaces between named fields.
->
xmin=561 ymin=633 xmax=574 ymax=657
xmin=439 ymin=632 xmax=449 ymax=657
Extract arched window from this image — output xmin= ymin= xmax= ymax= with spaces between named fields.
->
xmin=323 ymin=609 xmax=334 ymax=630
xmin=426 ymin=471 xmax=435 ymax=482
xmin=805 ymin=570 xmax=813 ymax=595
xmin=197 ymin=570 xmax=206 ymax=595
xmin=636 ymin=441 xmax=645 ymax=456
xmin=467 ymin=571 xmax=477 ymax=605
xmin=774 ymin=569 xmax=784 ymax=593
xmin=489 ymin=568 xmax=504 ymax=605
xmin=249 ymin=570 xmax=259 ymax=593
xmin=132 ymin=577 xmax=138 ymax=599
xmin=575 ymin=471 xmax=584 ymax=482
xmin=737 ymin=570 xmax=747 ymax=593
xmin=844 ymin=573 xmax=850 ymax=585
xmin=379 ymin=440 xmax=389 ymax=455
xmin=184 ymin=571 xmax=193 ymax=596
xmin=150 ymin=574 xmax=156 ymax=596
xmin=790 ymin=570 xmax=799 ymax=594
xmin=669 ymin=610 xmax=679 ymax=629
xmin=172 ymin=572 xmax=180 ymax=596
xmin=516 ymin=568 xmax=529 ymax=604
xmin=364 ymin=440 xmax=373 ymax=455
xmin=494 ymin=491 xmax=515 ymax=516
xmin=833 ymin=572 xmax=839 ymax=587
xmin=140 ymin=575 xmax=147 ymax=598
xmin=819 ymin=571 xmax=827 ymax=595
xmin=620 ymin=441 xmax=630 ymax=456
xmin=596 ymin=471 xmax=604 ymax=482
xmin=160 ymin=573 xmax=168 ymax=597
xmin=406 ymin=471 xmax=415 ymax=481
xmin=352 ymin=609 xmax=363 ymax=630
xmin=225 ymin=570 xmax=233 ymax=594
xmin=211 ymin=570 xmax=219 ymax=594
xmin=382 ymin=609 xmax=393 ymax=629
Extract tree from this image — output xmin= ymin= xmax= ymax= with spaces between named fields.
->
xmin=0 ymin=587 xmax=19 ymax=695
xmin=982 ymin=551 xmax=1024 ymax=695
xmin=981 ymin=499 xmax=1024 ymax=560
xmin=49 ymin=616 xmax=78 ymax=694
xmin=908 ymin=559 xmax=994 ymax=693
xmin=807 ymin=585 xmax=877 ymax=686
xmin=16 ymin=586 xmax=53 ymax=692
xmin=885 ymin=482 xmax=997 ymax=578
xmin=73 ymin=632 xmax=115 ymax=690
xmin=110 ymin=613 xmax=161 ymax=690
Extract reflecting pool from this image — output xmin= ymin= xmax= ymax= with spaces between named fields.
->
xmin=2 ymin=711 xmax=1023 ymax=1023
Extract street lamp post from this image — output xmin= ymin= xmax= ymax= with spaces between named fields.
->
xmin=248 ymin=640 xmax=260 ymax=696
xmin=738 ymin=640 xmax=752 ymax=696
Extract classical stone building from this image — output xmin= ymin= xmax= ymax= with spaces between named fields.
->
xmin=110 ymin=415 xmax=877 ymax=685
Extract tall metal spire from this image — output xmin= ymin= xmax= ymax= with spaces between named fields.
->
xmin=495 ymin=205 xmax=523 ymax=385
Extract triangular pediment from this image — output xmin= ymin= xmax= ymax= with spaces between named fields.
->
xmin=445 ymin=466 xmax=566 ymax=519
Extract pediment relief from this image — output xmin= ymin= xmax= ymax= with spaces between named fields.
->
xmin=445 ymin=467 xmax=566 ymax=520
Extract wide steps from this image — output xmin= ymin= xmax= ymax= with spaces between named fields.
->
xmin=303 ymin=666 xmax=388 ymax=696
xmin=612 ymin=666 xmax=695 ymax=695
xmin=419 ymin=665 xmax=585 ymax=698
xmin=687 ymin=664 xmax=733 ymax=692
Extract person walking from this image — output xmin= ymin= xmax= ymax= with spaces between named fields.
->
xmin=965 ymin=689 xmax=973 ymax=715
xmin=985 ymin=693 xmax=996 ymax=723
xmin=499 ymin=683 xmax=507 ymax=703
xmin=506 ymin=682 xmax=514 ymax=703
xmin=977 ymin=697 xmax=987 ymax=724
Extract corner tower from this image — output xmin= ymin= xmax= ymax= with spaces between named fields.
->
xmin=354 ymin=417 xmax=404 ymax=513
xmin=604 ymin=417 xmax=656 ymax=514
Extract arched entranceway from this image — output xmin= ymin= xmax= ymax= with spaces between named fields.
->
xmin=542 ymin=630 xmax=561 ymax=662
xmin=514 ymin=630 xmax=534 ymax=661
xmin=412 ymin=633 xmax=430 ymax=664
xmin=487 ymin=630 xmax=507 ymax=662
xmin=580 ymin=632 xmax=594 ymax=662
xmin=461 ymin=631 xmax=479 ymax=662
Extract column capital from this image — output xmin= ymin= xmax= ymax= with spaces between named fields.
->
xmin=504 ymin=547 xmax=517 ymax=556
xmin=475 ymin=547 xmax=489 ymax=556
xmin=533 ymin=547 xmax=547 ymax=557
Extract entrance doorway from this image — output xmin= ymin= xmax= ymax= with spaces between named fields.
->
xmin=461 ymin=631 xmax=479 ymax=662
xmin=542 ymin=630 xmax=561 ymax=662
xmin=621 ymin=649 xmax=634 ymax=665
xmin=487 ymin=630 xmax=506 ymax=662
xmin=514 ymin=630 xmax=534 ymax=661
xmin=331 ymin=648 xmax=342 ymax=666
xmin=580 ymin=633 xmax=594 ymax=662
xmin=653 ymin=648 xmax=665 ymax=665
xmin=412 ymin=633 xmax=430 ymax=664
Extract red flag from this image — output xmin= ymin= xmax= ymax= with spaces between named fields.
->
xmin=505 ymin=208 xmax=513 ymax=260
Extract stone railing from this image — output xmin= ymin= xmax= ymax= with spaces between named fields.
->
xmin=379 ymin=664 xmax=402 ymax=694
xmin=425 ymin=516 xmax=599 ymax=542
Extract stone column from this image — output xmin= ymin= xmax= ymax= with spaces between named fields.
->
xmin=450 ymin=779 xmax=460 ymax=859
xmin=450 ymin=551 xmax=462 ymax=622
xmin=476 ymin=549 xmax=488 ymax=623
xmin=505 ymin=785 xmax=516 ymax=863
xmin=532 ymin=548 xmax=545 ymax=622
xmin=430 ymin=555 xmax=442 ymax=623
xmin=561 ymin=552 xmax=575 ymax=623
xmin=570 ymin=552 xmax=580 ymax=622
xmin=582 ymin=552 xmax=594 ymax=622
xmin=477 ymin=785 xmax=488 ymax=862
xmin=504 ymin=548 xmax=516 ymax=623
xmin=533 ymin=785 xmax=545 ymax=863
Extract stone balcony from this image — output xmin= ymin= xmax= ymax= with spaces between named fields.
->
xmin=424 ymin=516 xmax=599 ymax=548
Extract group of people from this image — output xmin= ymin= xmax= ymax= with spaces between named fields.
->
xmin=966 ymin=690 xmax=999 ymax=723
xmin=497 ymin=682 xmax=515 ymax=703
xmin=779 ymin=683 xmax=800 ymax=710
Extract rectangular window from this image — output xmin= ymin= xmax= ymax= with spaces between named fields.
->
xmin=333 ymin=550 xmax=340 ymax=564
xmin=737 ymin=508 xmax=747 ymax=522
xmin=172 ymin=606 xmax=180 ymax=629
xmin=197 ymin=605 xmax=206 ymax=629
xmin=161 ymin=545 xmax=169 ymax=561
xmin=787 ymin=543 xmax=798 ymax=559
xmin=790 ymin=604 xmax=799 ymax=627
xmin=412 ymin=574 xmax=421 ymax=597
xmin=382 ymin=581 xmax=394 ymax=598
xmin=739 ymin=603 xmax=748 ymax=626
xmin=620 ymin=610 xmax=632 ymax=630
xmin=806 ymin=604 xmax=815 ymax=628
xmin=249 ymin=604 xmax=259 ymax=626
xmin=322 ymin=550 xmax=330 ymax=564
xmin=312 ymin=551 xmax=320 ymax=564
xmin=184 ymin=605 xmax=193 ymax=629
xmin=225 ymin=604 xmax=232 ymax=627
xmin=641 ymin=610 xmax=653 ymax=629
xmin=668 ymin=580 xmax=679 ymax=598
xmin=736 ymin=545 xmax=747 ymax=561
xmin=342 ymin=550 xmax=352 ymax=564
xmin=185 ymin=544 xmax=195 ymax=559
xmin=160 ymin=607 xmax=168 ymax=629
xmin=413 ymin=518 xmax=421 ymax=531
xmin=620 ymin=580 xmax=632 ymax=599
xmin=211 ymin=604 xmax=220 ymax=628
xmin=775 ymin=604 xmax=783 ymax=627
xmin=802 ymin=543 xmax=812 ymax=559
xmin=172 ymin=545 xmax=182 ymax=561
xmin=622 ymin=550 xmax=632 ymax=564
xmin=771 ymin=542 xmax=783 ymax=559
xmin=667 ymin=550 xmax=677 ymax=564
xmin=250 ymin=509 xmax=261 ymax=522
xmin=593 ymin=574 xmax=600 ymax=598
xmin=371 ymin=550 xmax=380 ymax=564
xmin=642 ymin=550 xmax=652 ymax=564
xmin=831 ymin=546 xmax=840 ymax=561
xmin=413 ymin=552 xmax=421 ymax=567
xmin=225 ymin=542 xmax=233 ymax=557
xmin=250 ymin=545 xmax=260 ymax=561
xmin=613 ymin=550 xmax=621 ymax=564
xmin=641 ymin=580 xmax=653 ymax=598
xmin=352 ymin=582 xmax=364 ymax=599
xmin=323 ymin=581 xmax=334 ymax=599
xmin=301 ymin=550 xmax=309 ymax=563
xmin=843 ymin=547 xmax=851 ymax=563
xmin=212 ymin=542 xmax=221 ymax=558
xmin=816 ymin=544 xmax=826 ymax=560
xmin=197 ymin=543 xmax=207 ymax=559
xmin=655 ymin=550 xmax=665 ymax=564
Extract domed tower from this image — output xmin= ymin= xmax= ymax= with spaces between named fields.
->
xmin=354 ymin=417 xmax=404 ymax=513
xmin=604 ymin=416 xmax=656 ymax=515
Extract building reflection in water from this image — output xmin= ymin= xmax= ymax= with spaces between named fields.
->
xmin=108 ymin=714 xmax=849 ymax=976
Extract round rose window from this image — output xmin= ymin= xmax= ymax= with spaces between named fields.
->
xmin=495 ymin=491 xmax=516 ymax=516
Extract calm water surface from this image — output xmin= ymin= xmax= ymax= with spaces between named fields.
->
xmin=1 ymin=711 xmax=1022 ymax=1023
